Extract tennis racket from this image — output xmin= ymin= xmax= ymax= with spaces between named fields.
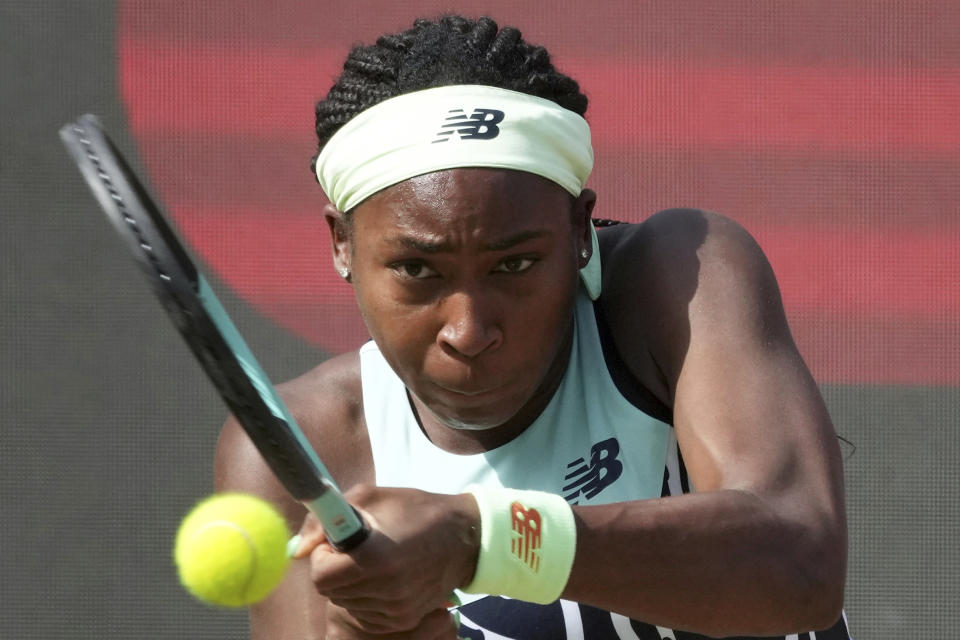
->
xmin=59 ymin=114 xmax=368 ymax=551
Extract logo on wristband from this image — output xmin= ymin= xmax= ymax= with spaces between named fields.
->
xmin=509 ymin=501 xmax=542 ymax=572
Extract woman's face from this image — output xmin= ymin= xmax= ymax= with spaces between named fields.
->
xmin=327 ymin=168 xmax=594 ymax=433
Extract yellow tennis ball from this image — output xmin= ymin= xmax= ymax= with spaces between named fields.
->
xmin=174 ymin=493 xmax=292 ymax=607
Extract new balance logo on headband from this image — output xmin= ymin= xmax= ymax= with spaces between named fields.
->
xmin=433 ymin=108 xmax=505 ymax=143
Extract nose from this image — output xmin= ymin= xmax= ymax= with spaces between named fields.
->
xmin=437 ymin=289 xmax=503 ymax=359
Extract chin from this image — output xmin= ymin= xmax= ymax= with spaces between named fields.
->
xmin=430 ymin=405 xmax=515 ymax=431
xmin=444 ymin=420 xmax=504 ymax=432
xmin=419 ymin=392 xmax=524 ymax=432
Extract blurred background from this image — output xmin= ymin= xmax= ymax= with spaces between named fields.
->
xmin=2 ymin=1 xmax=957 ymax=637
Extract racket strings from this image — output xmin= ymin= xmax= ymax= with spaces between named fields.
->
xmin=72 ymin=124 xmax=172 ymax=284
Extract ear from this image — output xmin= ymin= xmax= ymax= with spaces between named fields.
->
xmin=573 ymin=189 xmax=597 ymax=267
xmin=323 ymin=202 xmax=352 ymax=281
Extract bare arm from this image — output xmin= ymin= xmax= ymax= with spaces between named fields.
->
xmin=562 ymin=209 xmax=847 ymax=636
xmin=213 ymin=352 xmax=369 ymax=640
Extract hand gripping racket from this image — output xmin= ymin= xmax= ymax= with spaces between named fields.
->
xmin=59 ymin=114 xmax=368 ymax=551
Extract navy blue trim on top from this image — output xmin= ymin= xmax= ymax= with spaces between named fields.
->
xmin=591 ymin=299 xmax=673 ymax=426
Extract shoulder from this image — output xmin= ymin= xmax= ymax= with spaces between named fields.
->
xmin=599 ymin=207 xmax=762 ymax=285
xmin=214 ymin=350 xmax=373 ymax=526
xmin=597 ymin=209 xmax=786 ymax=402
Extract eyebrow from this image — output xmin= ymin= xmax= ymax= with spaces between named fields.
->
xmin=391 ymin=229 xmax=550 ymax=253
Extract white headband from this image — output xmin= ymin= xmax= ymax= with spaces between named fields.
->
xmin=315 ymin=84 xmax=601 ymax=299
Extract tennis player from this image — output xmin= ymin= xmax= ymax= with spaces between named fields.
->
xmin=216 ymin=15 xmax=851 ymax=640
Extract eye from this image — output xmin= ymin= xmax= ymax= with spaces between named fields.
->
xmin=493 ymin=256 xmax=536 ymax=274
xmin=391 ymin=260 xmax=438 ymax=279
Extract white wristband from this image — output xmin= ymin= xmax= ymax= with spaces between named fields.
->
xmin=462 ymin=486 xmax=577 ymax=604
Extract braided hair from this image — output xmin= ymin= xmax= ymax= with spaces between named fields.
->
xmin=311 ymin=15 xmax=588 ymax=173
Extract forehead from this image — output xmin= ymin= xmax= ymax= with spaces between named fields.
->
xmin=352 ymin=168 xmax=573 ymax=236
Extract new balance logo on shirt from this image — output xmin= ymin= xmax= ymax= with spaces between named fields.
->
xmin=563 ymin=437 xmax=624 ymax=504
xmin=433 ymin=108 xmax=505 ymax=142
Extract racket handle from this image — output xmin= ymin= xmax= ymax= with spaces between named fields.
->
xmin=304 ymin=484 xmax=369 ymax=551
xmin=327 ymin=508 xmax=369 ymax=552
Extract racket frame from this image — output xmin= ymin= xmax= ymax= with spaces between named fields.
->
xmin=59 ymin=114 xmax=367 ymax=551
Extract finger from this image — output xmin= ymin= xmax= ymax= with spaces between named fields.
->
xmin=292 ymin=510 xmax=327 ymax=559
xmin=309 ymin=541 xmax=369 ymax=594
xmin=325 ymin=601 xmax=398 ymax=636
xmin=326 ymin=593 xmax=442 ymax=634
xmin=416 ymin=608 xmax=461 ymax=640
xmin=327 ymin=589 xmax=450 ymax=617
xmin=326 ymin=594 xmax=423 ymax=625
xmin=307 ymin=531 xmax=408 ymax=596
xmin=326 ymin=605 xmax=459 ymax=639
